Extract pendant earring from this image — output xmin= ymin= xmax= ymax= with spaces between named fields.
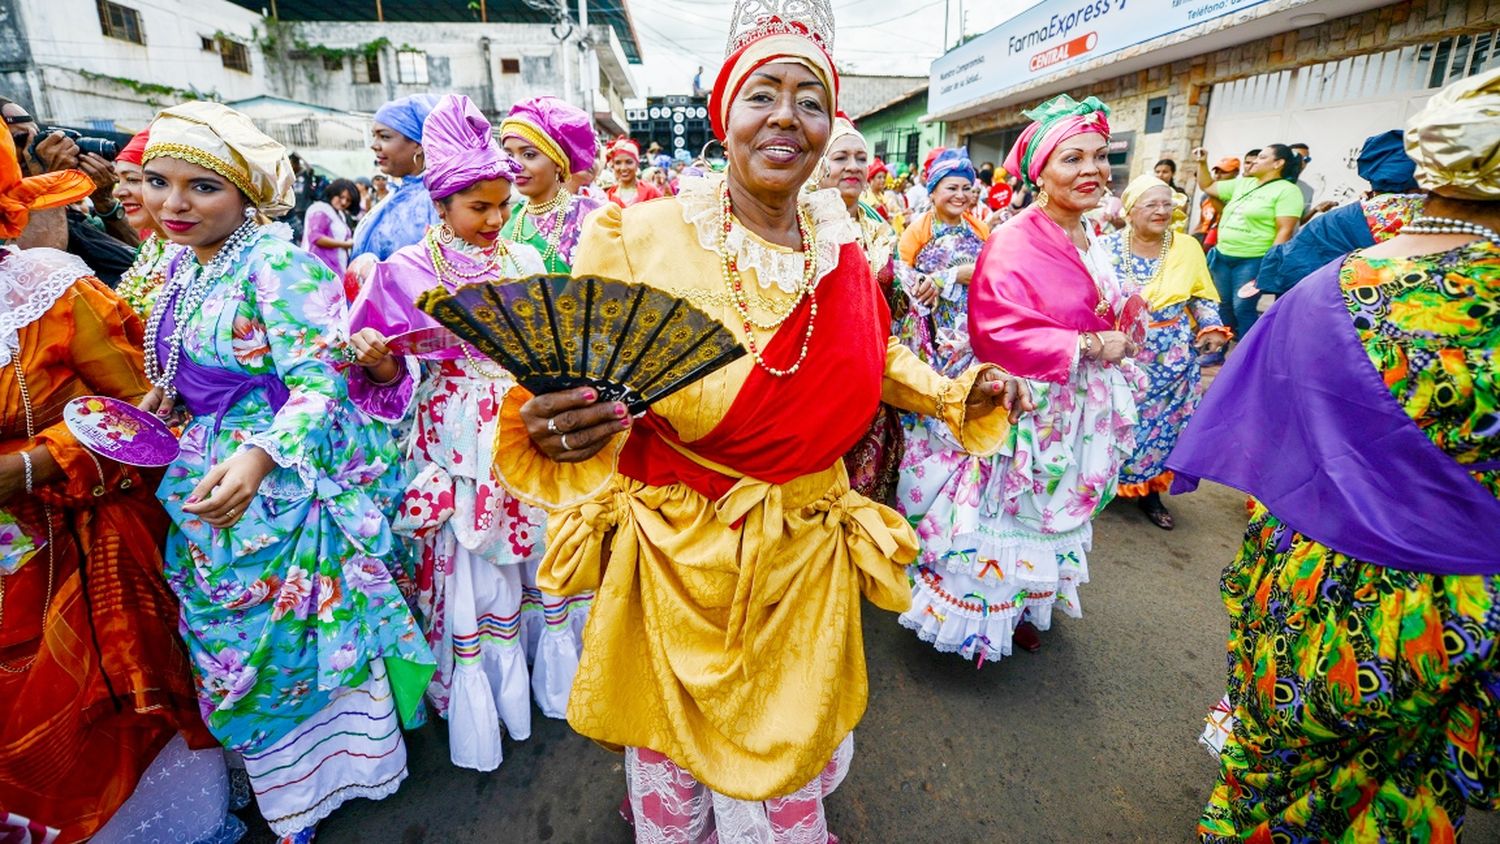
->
xmin=243 ymin=206 xmax=257 ymax=221
xmin=438 ymin=222 xmax=456 ymax=244
xmin=1035 ymin=188 xmax=1050 ymax=209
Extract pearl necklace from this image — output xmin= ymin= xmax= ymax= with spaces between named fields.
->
xmin=425 ymin=225 xmax=513 ymax=282
xmin=717 ymin=182 xmax=819 ymax=378
xmin=1403 ymin=216 xmax=1500 ymax=242
xmin=144 ymin=220 xmax=263 ymax=399
xmin=1119 ymin=227 xmax=1172 ymax=293
xmin=514 ymin=190 xmax=572 ymax=267
xmin=425 ymin=227 xmax=519 ymax=380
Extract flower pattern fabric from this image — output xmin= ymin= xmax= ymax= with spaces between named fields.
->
xmin=897 ymin=227 xmax=1141 ymax=664
xmin=157 ymin=233 xmax=433 ymax=756
xmin=1199 ymin=242 xmax=1500 ymax=842
xmin=1103 ymin=237 xmax=1225 ymax=495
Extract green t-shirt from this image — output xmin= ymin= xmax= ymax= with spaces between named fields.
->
xmin=1214 ymin=177 xmax=1305 ymax=258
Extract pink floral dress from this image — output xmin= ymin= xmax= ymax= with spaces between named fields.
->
xmin=898 ymin=229 xmax=1143 ymax=664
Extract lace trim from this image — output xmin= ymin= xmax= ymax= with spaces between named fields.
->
xmin=0 ymin=246 xmax=95 ymax=366
xmin=239 ymin=436 xmax=316 ymax=499
xmin=676 ymin=174 xmax=855 ymax=293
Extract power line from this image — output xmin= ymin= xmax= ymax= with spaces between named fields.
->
xmin=843 ymin=0 xmax=947 ymax=31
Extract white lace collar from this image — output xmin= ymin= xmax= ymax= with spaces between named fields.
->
xmin=0 ymin=246 xmax=94 ymax=366
xmin=676 ymin=174 xmax=856 ymax=293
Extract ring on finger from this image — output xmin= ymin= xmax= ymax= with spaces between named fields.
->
xmin=547 ymin=417 xmax=560 ymax=434
xmin=560 ymin=433 xmax=572 ymax=451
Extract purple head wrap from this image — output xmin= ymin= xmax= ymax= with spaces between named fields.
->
xmin=421 ymin=94 xmax=522 ymax=200
xmin=499 ymin=96 xmax=598 ymax=176
xmin=373 ymin=93 xmax=442 ymax=143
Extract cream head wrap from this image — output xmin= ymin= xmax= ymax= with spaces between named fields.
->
xmin=1120 ymin=174 xmax=1174 ymax=214
xmin=1404 ymin=66 xmax=1500 ymax=201
xmin=143 ymin=101 xmax=295 ymax=215
xmin=808 ymin=116 xmax=865 ymax=187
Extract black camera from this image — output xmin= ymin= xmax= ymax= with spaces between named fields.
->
xmin=28 ymin=126 xmax=119 ymax=161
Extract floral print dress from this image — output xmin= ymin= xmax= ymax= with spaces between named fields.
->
xmin=1103 ymin=234 xmax=1225 ymax=496
xmin=1199 ymin=242 xmax=1500 ymax=843
xmin=898 ymin=227 xmax=1141 ymax=664
xmin=157 ymin=232 xmax=433 ymax=836
xmin=349 ymin=236 xmax=557 ymax=773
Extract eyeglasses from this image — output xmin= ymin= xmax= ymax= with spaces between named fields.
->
xmin=1136 ymin=201 xmax=1175 ymax=212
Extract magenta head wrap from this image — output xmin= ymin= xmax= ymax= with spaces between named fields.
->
xmin=422 ymin=94 xmax=522 ymax=200
xmin=500 ymin=96 xmax=598 ymax=177
xmin=1003 ymin=94 xmax=1111 ymax=190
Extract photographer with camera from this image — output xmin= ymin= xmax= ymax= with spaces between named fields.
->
xmin=2 ymin=96 xmax=137 ymax=285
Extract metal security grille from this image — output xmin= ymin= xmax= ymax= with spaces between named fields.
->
xmin=1210 ymin=31 xmax=1500 ymax=115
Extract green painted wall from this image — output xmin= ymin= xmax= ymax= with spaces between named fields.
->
xmin=857 ymin=94 xmax=945 ymax=173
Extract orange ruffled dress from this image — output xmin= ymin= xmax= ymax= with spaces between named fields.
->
xmin=0 ymin=248 xmax=214 ymax=842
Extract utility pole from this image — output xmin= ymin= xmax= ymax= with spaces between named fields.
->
xmin=942 ymin=0 xmax=950 ymax=51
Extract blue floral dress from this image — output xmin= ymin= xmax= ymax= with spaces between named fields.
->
xmin=157 ymin=231 xmax=433 ymax=836
xmin=1103 ymin=233 xmax=1225 ymax=495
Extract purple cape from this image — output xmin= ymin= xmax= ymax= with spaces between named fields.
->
xmin=158 ymin=254 xmax=289 ymax=439
xmin=1168 ymin=257 xmax=1500 ymax=574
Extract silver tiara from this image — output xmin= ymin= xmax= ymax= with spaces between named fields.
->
xmin=726 ymin=0 xmax=836 ymax=56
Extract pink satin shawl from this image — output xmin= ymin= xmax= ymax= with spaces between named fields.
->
xmin=967 ymin=205 xmax=1111 ymax=384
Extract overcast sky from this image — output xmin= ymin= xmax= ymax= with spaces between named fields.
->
xmin=621 ymin=0 xmax=1036 ymax=101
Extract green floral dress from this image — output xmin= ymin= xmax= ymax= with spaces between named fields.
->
xmin=158 ymin=232 xmax=434 ymax=752
xmin=1200 ymin=241 xmax=1500 ymax=842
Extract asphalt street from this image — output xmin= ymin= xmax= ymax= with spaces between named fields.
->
xmin=250 ymin=481 xmax=1499 ymax=843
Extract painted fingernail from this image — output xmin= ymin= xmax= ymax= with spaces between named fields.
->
xmin=186 ymin=495 xmax=200 ymax=504
xmin=621 ymin=417 xmax=632 ymax=428
xmin=615 ymin=404 xmax=628 ymax=417
xmin=582 ymin=389 xmax=597 ymax=402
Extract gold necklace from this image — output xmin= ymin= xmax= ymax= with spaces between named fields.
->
xmin=515 ymin=190 xmax=571 ymax=267
xmin=426 ymin=229 xmax=516 ymax=380
xmin=717 ymin=182 xmax=820 ymax=377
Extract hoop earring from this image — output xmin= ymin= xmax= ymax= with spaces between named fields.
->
xmin=1035 ymin=188 xmax=1050 ymax=209
xmin=438 ymin=222 xmax=456 ymax=244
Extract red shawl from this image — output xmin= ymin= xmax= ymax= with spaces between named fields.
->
xmin=619 ymin=242 xmax=887 ymax=499
xmin=967 ymin=205 xmax=1111 ymax=384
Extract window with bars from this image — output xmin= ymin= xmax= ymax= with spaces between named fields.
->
xmin=96 ymin=0 xmax=144 ymax=45
xmin=354 ymin=53 xmax=382 ymax=84
xmin=219 ymin=38 xmax=251 ymax=73
xmin=396 ymin=50 xmax=429 ymax=85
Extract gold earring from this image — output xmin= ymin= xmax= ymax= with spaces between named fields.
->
xmin=438 ymin=222 xmax=456 ymax=244
xmin=1036 ymin=188 xmax=1050 ymax=208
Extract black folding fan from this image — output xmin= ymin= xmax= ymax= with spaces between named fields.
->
xmin=416 ymin=274 xmax=746 ymax=414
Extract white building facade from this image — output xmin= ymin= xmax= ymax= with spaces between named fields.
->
xmin=0 ymin=0 xmax=640 ymax=176
xmin=1 ymin=0 xmax=267 ymax=131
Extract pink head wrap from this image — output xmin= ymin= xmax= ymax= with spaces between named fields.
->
xmin=1003 ymin=94 xmax=1111 ymax=190
xmin=421 ymin=94 xmax=521 ymax=200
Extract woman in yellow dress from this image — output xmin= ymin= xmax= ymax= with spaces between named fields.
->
xmin=495 ymin=0 xmax=1029 ymax=838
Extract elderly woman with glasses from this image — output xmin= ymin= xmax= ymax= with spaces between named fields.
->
xmin=1102 ymin=175 xmax=1229 ymax=530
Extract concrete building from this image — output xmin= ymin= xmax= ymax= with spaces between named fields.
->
xmin=925 ymin=0 xmax=1500 ymax=203
xmin=247 ymin=13 xmax=640 ymax=132
xmin=0 ymin=0 xmax=642 ymax=163
xmin=0 ymin=0 xmax=267 ymax=131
